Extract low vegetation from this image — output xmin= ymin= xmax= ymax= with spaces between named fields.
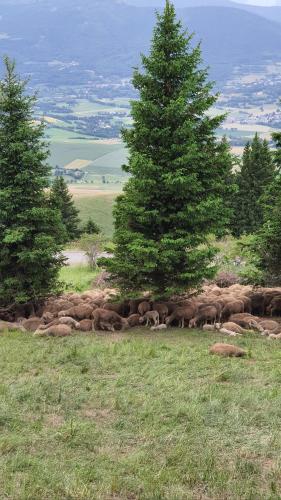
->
xmin=1 ymin=328 xmax=281 ymax=499
xmin=59 ymin=265 xmax=98 ymax=293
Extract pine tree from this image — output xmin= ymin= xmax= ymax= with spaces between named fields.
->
xmin=272 ymin=132 xmax=281 ymax=171
xmin=0 ymin=57 xmax=66 ymax=306
xmin=84 ymin=217 xmax=100 ymax=235
xmin=102 ymin=1 xmax=234 ymax=296
xmin=256 ymin=134 xmax=281 ymax=284
xmin=231 ymin=134 xmax=275 ymax=237
xmin=49 ymin=176 xmax=81 ymax=242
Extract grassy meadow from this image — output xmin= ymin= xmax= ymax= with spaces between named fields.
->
xmin=1 ymin=328 xmax=281 ymax=499
xmin=72 ymin=191 xmax=117 ymax=238
xmin=59 ymin=265 xmax=98 ymax=292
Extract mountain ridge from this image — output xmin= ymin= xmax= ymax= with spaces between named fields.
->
xmin=0 ymin=1 xmax=280 ymax=84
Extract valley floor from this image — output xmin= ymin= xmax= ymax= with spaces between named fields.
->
xmin=1 ymin=329 xmax=281 ymax=498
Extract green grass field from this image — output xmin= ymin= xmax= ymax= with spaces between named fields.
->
xmin=60 ymin=265 xmax=98 ymax=292
xmin=74 ymin=193 xmax=117 ymax=238
xmin=1 ymin=328 xmax=281 ymax=499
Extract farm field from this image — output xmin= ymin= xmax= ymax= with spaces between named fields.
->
xmin=1 ymin=328 xmax=281 ymax=499
xmin=48 ymin=128 xmax=126 ymax=173
xmin=44 ymin=95 xmax=279 ymax=190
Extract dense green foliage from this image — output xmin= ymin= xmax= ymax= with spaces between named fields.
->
xmin=0 ymin=58 xmax=65 ymax=306
xmin=272 ymin=131 xmax=281 ymax=171
xmin=231 ymin=134 xmax=275 ymax=237
xmin=255 ymin=134 xmax=281 ymax=284
xmin=84 ymin=217 xmax=101 ymax=235
xmin=49 ymin=176 xmax=81 ymax=242
xmin=104 ymin=1 xmax=233 ymax=296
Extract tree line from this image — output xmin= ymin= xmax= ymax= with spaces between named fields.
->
xmin=0 ymin=0 xmax=280 ymax=308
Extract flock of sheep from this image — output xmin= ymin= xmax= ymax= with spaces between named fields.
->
xmin=1 ymin=283 xmax=281 ymax=340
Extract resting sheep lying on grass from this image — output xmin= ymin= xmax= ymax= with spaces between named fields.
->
xmin=34 ymin=324 xmax=72 ymax=337
xmin=209 ymin=343 xmax=246 ymax=357
xmin=151 ymin=324 xmax=167 ymax=331
xmin=0 ymin=321 xmax=26 ymax=333
xmin=38 ymin=317 xmax=80 ymax=331
xmin=268 ymin=333 xmax=281 ymax=340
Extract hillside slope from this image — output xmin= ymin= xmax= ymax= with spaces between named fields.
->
xmin=0 ymin=1 xmax=280 ymax=83
xmin=127 ymin=0 xmax=281 ymax=24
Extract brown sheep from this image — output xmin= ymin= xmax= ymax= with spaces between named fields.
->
xmin=44 ymin=299 xmax=73 ymax=315
xmin=0 ymin=321 xmax=26 ymax=332
xmin=151 ymin=324 xmax=167 ymax=331
xmin=138 ymin=301 xmax=151 ymax=316
xmin=239 ymin=296 xmax=252 ymax=313
xmin=269 ymin=333 xmax=281 ymax=340
xmin=58 ymin=304 xmax=93 ymax=321
xmin=139 ymin=311 xmax=159 ymax=327
xmin=99 ymin=317 xmax=129 ymax=332
xmin=221 ymin=300 xmax=244 ymax=322
xmin=229 ymin=314 xmax=263 ymax=333
xmin=267 ymin=296 xmax=281 ymax=316
xmin=166 ymin=306 xmax=196 ymax=328
xmin=209 ymin=343 xmax=246 ymax=357
xmin=38 ymin=317 xmax=80 ymax=331
xmin=221 ymin=322 xmax=247 ymax=334
xmin=129 ymin=298 xmax=148 ymax=315
xmin=189 ymin=306 xmax=218 ymax=328
xmin=34 ymin=324 xmax=72 ymax=337
xmin=259 ymin=319 xmax=280 ymax=334
xmin=92 ymin=308 xmax=124 ymax=332
xmin=264 ymin=291 xmax=281 ymax=309
xmin=81 ymin=301 xmax=99 ymax=312
xmin=42 ymin=312 xmax=55 ymax=324
xmin=78 ymin=319 xmax=93 ymax=332
xmin=248 ymin=293 xmax=265 ymax=316
xmin=165 ymin=302 xmax=180 ymax=314
xmin=199 ymin=302 xmax=222 ymax=321
xmin=127 ymin=314 xmax=141 ymax=327
xmin=21 ymin=317 xmax=43 ymax=332
xmin=69 ymin=297 xmax=84 ymax=306
xmin=152 ymin=303 xmax=169 ymax=324
xmin=103 ymin=301 xmax=130 ymax=317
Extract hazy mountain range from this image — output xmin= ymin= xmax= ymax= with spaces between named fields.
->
xmin=0 ymin=0 xmax=281 ymax=85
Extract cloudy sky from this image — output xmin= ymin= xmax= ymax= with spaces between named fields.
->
xmin=232 ymin=0 xmax=278 ymax=4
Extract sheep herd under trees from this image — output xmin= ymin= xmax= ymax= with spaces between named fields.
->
xmin=1 ymin=284 xmax=281 ymax=341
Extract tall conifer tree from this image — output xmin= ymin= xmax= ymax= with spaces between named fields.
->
xmin=256 ymin=134 xmax=281 ymax=284
xmin=0 ymin=57 xmax=66 ymax=306
xmin=49 ymin=176 xmax=81 ymax=242
xmin=103 ymin=1 xmax=233 ymax=296
xmin=231 ymin=134 xmax=275 ymax=237
xmin=272 ymin=132 xmax=281 ymax=171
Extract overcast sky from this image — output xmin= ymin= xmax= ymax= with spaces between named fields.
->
xmin=232 ymin=0 xmax=278 ymax=4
